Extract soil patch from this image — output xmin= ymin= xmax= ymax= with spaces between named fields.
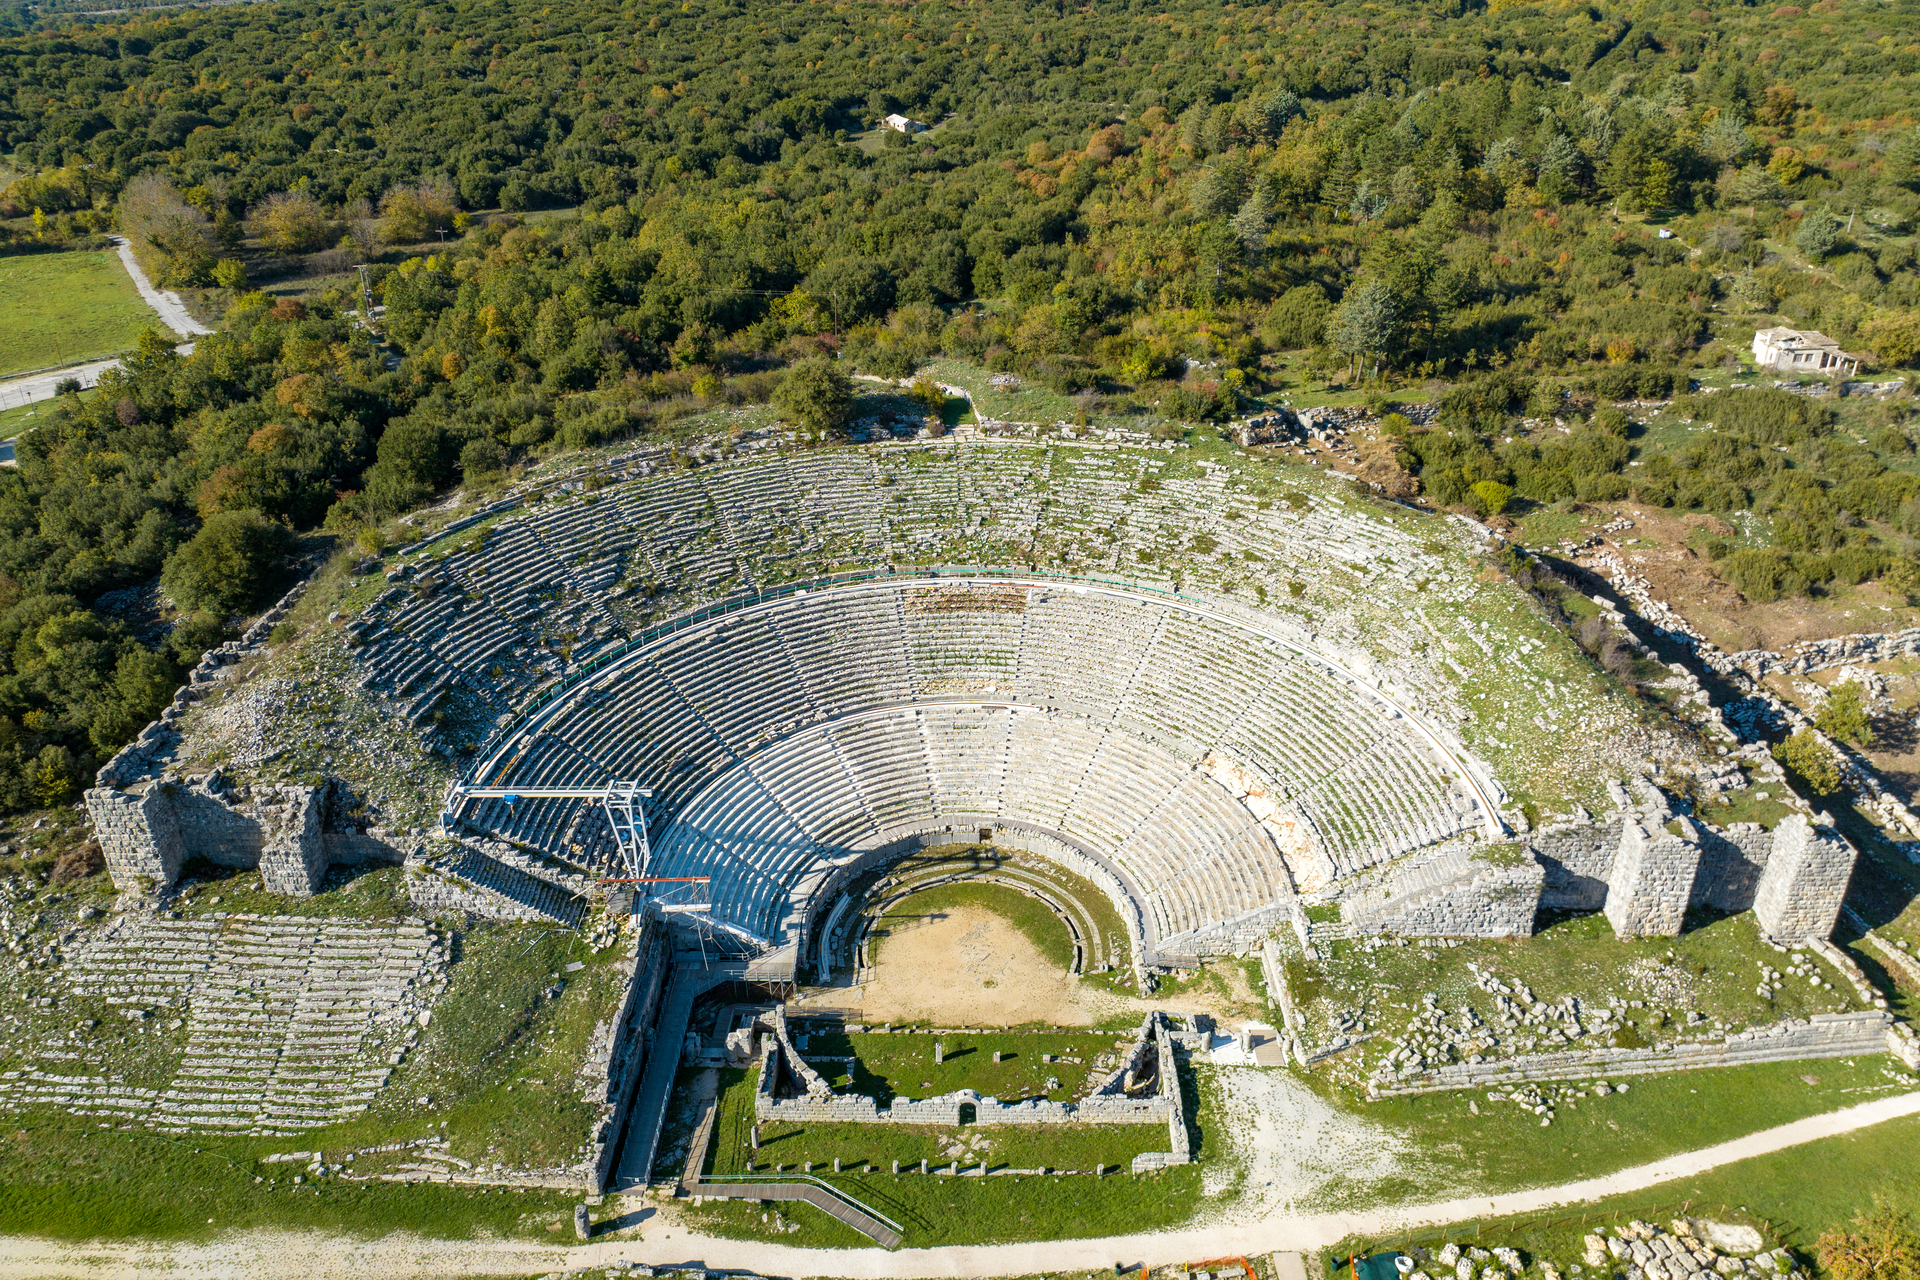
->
xmin=849 ymin=903 xmax=1094 ymax=1025
xmin=806 ymin=903 xmax=1271 ymax=1027
xmin=1570 ymin=503 xmax=1919 ymax=653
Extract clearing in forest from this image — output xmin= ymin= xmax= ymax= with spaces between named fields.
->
xmin=0 ymin=249 xmax=156 ymax=378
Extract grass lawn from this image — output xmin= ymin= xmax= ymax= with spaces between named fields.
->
xmin=1337 ymin=1110 xmax=1920 ymax=1268
xmin=0 ymin=1124 xmax=583 ymax=1242
xmin=0 ymin=250 xmax=157 ymax=377
xmin=1364 ymin=1054 xmax=1914 ymax=1201
xmin=670 ymin=1035 xmax=1203 ymax=1249
xmin=800 ymin=1027 xmax=1141 ymax=1103
xmin=708 ymin=1067 xmax=1168 ymax=1176
xmin=684 ymin=1060 xmax=1199 ymax=1249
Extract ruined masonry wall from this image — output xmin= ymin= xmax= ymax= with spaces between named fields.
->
xmin=1604 ymin=819 xmax=1702 ymax=938
xmin=585 ymin=919 xmax=671 ymax=1195
xmin=1693 ymin=824 xmax=1772 ymax=914
xmin=1532 ymin=815 xmax=1625 ymax=911
xmin=1755 ymin=816 xmax=1856 ymax=944
xmin=89 ymin=787 xmax=185 ymax=890
xmin=256 ymin=786 xmax=329 ymax=896
xmin=1370 ymin=1011 xmax=1895 ymax=1097
xmin=753 ymin=1016 xmax=1191 ymax=1176
xmin=1349 ymin=853 xmax=1545 ymax=939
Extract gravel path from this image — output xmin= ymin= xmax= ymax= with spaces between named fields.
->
xmin=0 ymin=236 xmax=208 ymax=417
xmin=109 ymin=234 xmax=213 ymax=340
xmin=0 ymin=1089 xmax=1912 ymax=1279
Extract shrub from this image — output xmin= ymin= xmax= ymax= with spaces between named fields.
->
xmin=1160 ymin=384 xmax=1230 ymax=423
xmin=1816 ymin=681 xmax=1874 ymax=747
xmin=1721 ymin=547 xmax=1806 ymax=602
xmin=774 ymin=357 xmax=855 ymax=437
xmin=160 ymin=509 xmax=295 ymax=617
xmin=1470 ymin=479 xmax=1513 ymax=516
xmin=1817 ymin=1205 xmax=1920 ymax=1280
xmin=1438 ymin=368 xmax=1535 ymax=432
xmin=50 ymin=840 xmax=105 ymax=884
xmin=1700 ymin=388 xmax=1836 ymax=445
xmin=1263 ymin=285 xmax=1333 ymax=348
xmin=1774 ymin=729 xmax=1841 ymax=795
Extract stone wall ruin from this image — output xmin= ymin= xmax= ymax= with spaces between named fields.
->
xmin=1339 ymin=804 xmax=1855 ymax=946
xmin=85 ymin=774 xmax=408 ymax=898
xmin=749 ymin=1013 xmax=1192 ymax=1173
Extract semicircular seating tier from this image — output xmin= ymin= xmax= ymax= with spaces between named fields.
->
xmin=346 ymin=444 xmax=1499 ymax=969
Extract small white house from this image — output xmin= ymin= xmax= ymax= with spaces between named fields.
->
xmin=1751 ymin=326 xmax=1861 ymax=376
xmin=881 ymin=113 xmax=928 ymax=134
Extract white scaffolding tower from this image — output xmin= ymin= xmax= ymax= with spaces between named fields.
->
xmin=441 ymin=781 xmax=773 ymax=948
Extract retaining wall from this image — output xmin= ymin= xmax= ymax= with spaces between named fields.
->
xmin=1368 ymin=1011 xmax=1896 ymax=1097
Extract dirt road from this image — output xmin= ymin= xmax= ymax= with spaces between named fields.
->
xmin=0 ymin=236 xmax=207 ymax=416
xmin=0 ymin=1089 xmax=1912 ymax=1280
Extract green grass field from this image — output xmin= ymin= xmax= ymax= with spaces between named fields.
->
xmin=1366 ymin=1055 xmax=1913 ymax=1203
xmin=0 ymin=250 xmax=157 ymax=377
xmin=1337 ymin=1111 xmax=1920 ymax=1269
xmin=801 ymin=1028 xmax=1138 ymax=1103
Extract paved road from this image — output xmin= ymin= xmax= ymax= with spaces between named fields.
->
xmin=0 ymin=235 xmax=210 ymax=417
xmin=0 ymin=1088 xmax=1911 ymax=1280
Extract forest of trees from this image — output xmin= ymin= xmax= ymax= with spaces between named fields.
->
xmin=0 ymin=0 xmax=1918 ymax=816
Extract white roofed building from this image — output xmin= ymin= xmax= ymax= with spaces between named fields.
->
xmin=1752 ymin=327 xmax=1862 ymax=375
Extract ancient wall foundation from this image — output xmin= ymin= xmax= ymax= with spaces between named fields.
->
xmin=1369 ymin=1010 xmax=1898 ymax=1097
xmin=1605 ymin=819 xmax=1703 ymax=938
xmin=751 ymin=1014 xmax=1191 ymax=1174
xmin=1337 ymin=804 xmax=1854 ymax=947
xmin=84 ymin=774 xmax=406 ymax=899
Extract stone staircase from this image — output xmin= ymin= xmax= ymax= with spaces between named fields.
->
xmin=409 ymin=842 xmax=590 ymax=926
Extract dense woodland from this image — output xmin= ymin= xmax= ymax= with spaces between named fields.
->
xmin=0 ymin=0 xmax=1918 ymax=817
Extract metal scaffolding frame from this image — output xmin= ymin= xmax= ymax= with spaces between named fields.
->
xmin=439 ymin=780 xmax=766 ymax=937
xmin=444 ymin=780 xmax=659 ymax=882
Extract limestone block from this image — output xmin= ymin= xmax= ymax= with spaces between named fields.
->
xmin=256 ymin=786 xmax=330 ymax=897
xmin=1753 ymin=815 xmax=1855 ymax=944
xmin=1605 ymin=819 xmax=1701 ymax=938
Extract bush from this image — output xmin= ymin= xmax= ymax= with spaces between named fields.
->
xmin=1437 ymin=368 xmax=1534 ymax=432
xmin=1263 ymin=285 xmax=1333 ymax=349
xmin=1470 ymin=479 xmax=1513 ymax=516
xmin=50 ymin=840 xmax=105 ymax=884
xmin=1816 ymin=681 xmax=1874 ymax=747
xmin=1774 ymin=729 xmax=1841 ymax=796
xmin=1721 ymin=547 xmax=1807 ymax=602
xmin=160 ymin=510 xmax=295 ymax=617
xmin=1700 ymin=388 xmax=1836 ymax=445
xmin=1817 ymin=1206 xmax=1920 ymax=1280
xmin=1159 ymin=384 xmax=1230 ymax=423
xmin=774 ymin=357 xmax=854 ymax=437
